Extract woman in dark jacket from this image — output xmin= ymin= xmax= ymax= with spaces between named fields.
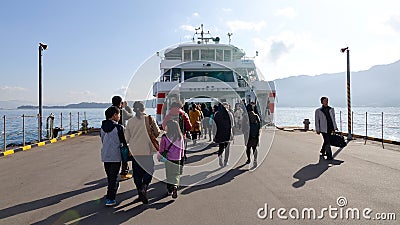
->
xmin=242 ymin=104 xmax=261 ymax=168
xmin=214 ymin=103 xmax=233 ymax=167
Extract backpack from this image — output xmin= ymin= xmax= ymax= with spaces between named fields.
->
xmin=249 ymin=122 xmax=260 ymax=138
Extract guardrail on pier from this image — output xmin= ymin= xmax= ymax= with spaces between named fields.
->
xmin=1 ymin=112 xmax=89 ymax=151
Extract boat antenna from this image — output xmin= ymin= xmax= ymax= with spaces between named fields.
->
xmin=195 ymin=24 xmax=210 ymax=44
xmin=227 ymin=32 xmax=233 ymax=45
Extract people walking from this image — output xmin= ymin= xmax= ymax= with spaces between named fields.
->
xmin=162 ymin=101 xmax=192 ymax=174
xmin=100 ymin=106 xmax=128 ymax=207
xmin=111 ymin=96 xmax=133 ymax=180
xmin=125 ymin=101 xmax=161 ymax=204
xmin=213 ymin=103 xmax=234 ymax=167
xmin=189 ymin=103 xmax=202 ymax=145
xmin=242 ymin=104 xmax=261 ymax=168
xmin=158 ymin=120 xmax=184 ymax=198
xmin=201 ymin=103 xmax=212 ymax=141
xmin=315 ymin=97 xmax=338 ymax=160
xmin=234 ymin=103 xmax=244 ymax=131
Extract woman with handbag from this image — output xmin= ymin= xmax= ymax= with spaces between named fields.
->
xmin=125 ymin=101 xmax=161 ymax=204
xmin=158 ymin=120 xmax=184 ymax=198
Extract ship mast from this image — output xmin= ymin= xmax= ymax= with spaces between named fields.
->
xmin=195 ymin=24 xmax=213 ymax=44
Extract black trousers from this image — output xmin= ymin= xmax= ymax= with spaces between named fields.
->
xmin=321 ymin=132 xmax=333 ymax=159
xmin=104 ymin=162 xmax=121 ymax=200
xmin=246 ymin=137 xmax=259 ymax=161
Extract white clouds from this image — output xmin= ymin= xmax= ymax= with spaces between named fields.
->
xmin=0 ymin=86 xmax=28 ymax=92
xmin=253 ymin=31 xmax=344 ymax=79
xmin=274 ymin=7 xmax=297 ymax=18
xmin=222 ymin=8 xmax=232 ymax=12
xmin=192 ymin=12 xmax=200 ymax=17
xmin=367 ymin=13 xmax=400 ymax=36
xmin=0 ymin=86 xmax=32 ymax=102
xmin=226 ymin=20 xmax=266 ymax=32
xmin=180 ymin=24 xmax=197 ymax=32
xmin=113 ymin=86 xmax=127 ymax=97
xmin=386 ymin=14 xmax=400 ymax=33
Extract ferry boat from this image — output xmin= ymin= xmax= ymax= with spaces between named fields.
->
xmin=152 ymin=24 xmax=276 ymax=126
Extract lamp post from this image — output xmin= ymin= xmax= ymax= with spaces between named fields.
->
xmin=340 ymin=47 xmax=352 ymax=140
xmin=38 ymin=43 xmax=48 ymax=141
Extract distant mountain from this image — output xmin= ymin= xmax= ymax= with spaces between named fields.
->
xmin=18 ymin=102 xmax=110 ymax=109
xmin=16 ymin=99 xmax=157 ymax=109
xmin=273 ymin=60 xmax=400 ymax=107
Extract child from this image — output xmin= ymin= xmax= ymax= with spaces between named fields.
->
xmin=158 ymin=120 xmax=184 ymax=198
xmin=100 ymin=106 xmax=128 ymax=206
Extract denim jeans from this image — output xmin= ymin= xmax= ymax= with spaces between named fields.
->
xmin=132 ymin=155 xmax=154 ymax=190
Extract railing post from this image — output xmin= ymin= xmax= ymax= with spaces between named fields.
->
xmin=84 ymin=112 xmax=87 ymax=132
xmin=38 ymin=114 xmax=40 ymax=142
xmin=22 ymin=114 xmax=25 ymax=146
xmin=3 ymin=115 xmax=6 ymax=151
xmin=339 ymin=111 xmax=342 ymax=132
xmin=382 ymin=112 xmax=384 ymax=149
xmin=77 ymin=112 xmax=80 ymax=131
xmin=60 ymin=112 xmax=63 ymax=136
xmin=69 ymin=112 xmax=72 ymax=133
xmin=351 ymin=111 xmax=354 ymax=137
xmin=364 ymin=112 xmax=367 ymax=145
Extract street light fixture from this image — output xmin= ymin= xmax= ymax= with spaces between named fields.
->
xmin=38 ymin=43 xmax=48 ymax=141
xmin=341 ymin=47 xmax=352 ymax=140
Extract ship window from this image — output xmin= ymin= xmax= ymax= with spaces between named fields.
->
xmin=184 ymin=71 xmax=234 ymax=82
xmin=216 ymin=49 xmax=223 ymax=61
xmin=201 ymin=49 xmax=215 ymax=61
xmin=162 ymin=69 xmax=171 ymax=82
xmin=224 ymin=50 xmax=231 ymax=61
xmin=192 ymin=49 xmax=200 ymax=60
xmin=172 ymin=68 xmax=181 ymax=82
xmin=184 ymin=50 xmax=191 ymax=61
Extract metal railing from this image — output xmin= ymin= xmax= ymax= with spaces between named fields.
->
xmin=1 ymin=112 xmax=87 ymax=151
xmin=338 ymin=111 xmax=400 ymax=148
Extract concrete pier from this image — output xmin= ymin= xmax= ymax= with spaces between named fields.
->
xmin=0 ymin=129 xmax=399 ymax=225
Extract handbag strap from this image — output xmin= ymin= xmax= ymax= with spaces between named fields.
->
xmin=165 ymin=142 xmax=174 ymax=153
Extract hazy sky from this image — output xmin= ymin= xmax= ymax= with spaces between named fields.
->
xmin=1 ymin=0 xmax=400 ymax=105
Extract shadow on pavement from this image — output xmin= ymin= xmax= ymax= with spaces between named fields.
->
xmin=180 ymin=163 xmax=248 ymax=195
xmin=32 ymin=180 xmax=173 ymax=225
xmin=292 ymin=155 xmax=344 ymax=188
xmin=0 ymin=178 xmax=107 ymax=220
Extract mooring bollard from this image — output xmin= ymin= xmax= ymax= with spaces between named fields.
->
xmin=303 ymin=119 xmax=310 ymax=131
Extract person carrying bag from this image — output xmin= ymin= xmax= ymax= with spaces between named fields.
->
xmin=158 ymin=120 xmax=184 ymax=199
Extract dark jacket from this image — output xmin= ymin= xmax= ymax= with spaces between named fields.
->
xmin=213 ymin=107 xmax=232 ymax=143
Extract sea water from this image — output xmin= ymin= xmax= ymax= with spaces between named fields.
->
xmin=0 ymin=107 xmax=399 ymax=149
